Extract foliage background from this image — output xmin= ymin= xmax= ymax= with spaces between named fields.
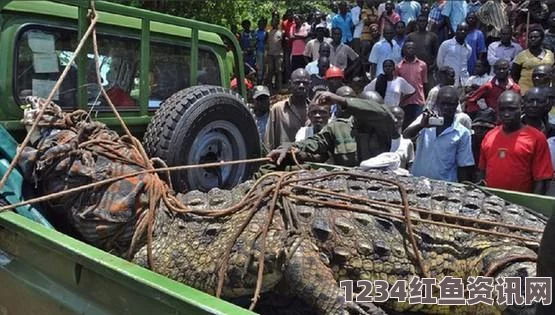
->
xmin=112 ymin=0 xmax=331 ymax=28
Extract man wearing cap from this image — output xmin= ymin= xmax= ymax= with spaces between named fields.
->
xmin=303 ymin=23 xmax=333 ymax=63
xmin=466 ymin=59 xmax=520 ymax=116
xmin=267 ymin=91 xmax=396 ymax=167
xmin=265 ymin=68 xmax=311 ymax=150
xmin=325 ymin=66 xmax=345 ymax=94
xmin=251 ymin=85 xmax=271 ymax=144
xmin=479 ymin=90 xmax=553 ymax=194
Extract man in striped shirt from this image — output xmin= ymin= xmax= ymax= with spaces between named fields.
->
xmin=477 ymin=0 xmax=509 ymax=44
xmin=427 ymin=0 xmax=448 ymax=43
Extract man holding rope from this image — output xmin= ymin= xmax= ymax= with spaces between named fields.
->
xmin=267 ymin=91 xmax=396 ymax=167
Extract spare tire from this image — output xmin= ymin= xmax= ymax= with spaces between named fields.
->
xmin=143 ymin=85 xmax=261 ymax=192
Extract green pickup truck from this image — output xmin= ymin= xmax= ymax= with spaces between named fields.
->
xmin=0 ymin=0 xmax=256 ymax=314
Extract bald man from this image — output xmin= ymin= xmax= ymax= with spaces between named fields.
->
xmin=404 ymin=86 xmax=475 ymax=182
xmin=523 ymin=87 xmax=552 ymax=136
xmin=479 ymin=91 xmax=553 ymax=194
xmin=359 ymin=90 xmax=385 ymax=104
xmin=265 ymin=68 xmax=311 ymax=150
xmin=388 ymin=106 xmax=415 ymax=169
xmin=532 ymin=64 xmax=553 ymax=88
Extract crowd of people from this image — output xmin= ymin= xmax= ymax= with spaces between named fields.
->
xmin=236 ymin=0 xmax=555 ymax=197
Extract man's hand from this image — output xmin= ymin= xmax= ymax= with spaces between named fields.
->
xmin=313 ymin=91 xmax=347 ymax=108
xmin=267 ymin=147 xmax=289 ymax=165
xmin=420 ymin=110 xmax=433 ymax=128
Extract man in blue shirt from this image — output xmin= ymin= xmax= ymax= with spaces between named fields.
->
xmin=396 ymin=0 xmax=421 ymax=24
xmin=332 ymin=1 xmax=353 ymax=44
xmin=442 ymin=0 xmax=468 ymax=35
xmin=403 ymin=86 xmax=475 ymax=182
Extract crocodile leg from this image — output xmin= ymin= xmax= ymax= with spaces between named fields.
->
xmin=284 ymin=239 xmax=386 ymax=315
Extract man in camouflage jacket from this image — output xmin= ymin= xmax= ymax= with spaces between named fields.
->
xmin=267 ymin=91 xmax=396 ymax=167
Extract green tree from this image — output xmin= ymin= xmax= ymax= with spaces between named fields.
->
xmin=112 ymin=0 xmax=331 ymax=27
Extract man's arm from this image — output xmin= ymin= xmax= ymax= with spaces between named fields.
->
xmin=403 ymin=111 xmax=431 ymax=139
xmin=352 ymin=7 xmax=361 ymax=27
xmin=466 ymin=83 xmax=489 ymax=110
xmin=457 ymin=166 xmax=474 ymax=182
xmin=486 ymin=42 xmax=498 ymax=67
xmin=368 ymin=44 xmax=379 ymax=79
xmin=303 ymin=40 xmax=312 ymax=63
xmin=531 ymin=133 xmax=554 ymax=195
xmin=456 ymin=130 xmax=476 ymax=183
xmin=345 ymin=47 xmax=361 ymax=78
xmin=345 ymin=57 xmax=361 ymax=79
xmin=511 ymin=63 xmax=522 ymax=83
xmin=369 ymin=63 xmax=377 ymax=79
xmin=436 ymin=41 xmax=446 ymax=69
xmin=264 ymin=107 xmax=277 ymax=150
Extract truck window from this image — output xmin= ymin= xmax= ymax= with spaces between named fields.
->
xmin=15 ymin=27 xmax=78 ymax=108
xmin=197 ymin=49 xmax=221 ymax=86
xmin=15 ymin=26 xmax=141 ymax=109
xmin=91 ymin=33 xmax=140 ymax=108
xmin=148 ymin=42 xmax=190 ymax=108
xmin=16 ymin=26 xmax=222 ymax=110
xmin=148 ymin=43 xmax=221 ymax=108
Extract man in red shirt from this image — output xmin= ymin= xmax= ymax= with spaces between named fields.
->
xmin=396 ymin=40 xmax=428 ymax=129
xmin=479 ymin=91 xmax=553 ymax=194
xmin=466 ymin=59 xmax=520 ymax=115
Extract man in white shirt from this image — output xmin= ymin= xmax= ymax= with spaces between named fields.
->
xmin=437 ymin=22 xmax=472 ymax=87
xmin=305 ymin=43 xmax=333 ymax=75
xmin=368 ymin=25 xmax=402 ymax=79
xmin=388 ymin=106 xmax=415 ymax=169
xmin=303 ymin=23 xmax=333 ymax=63
xmin=351 ymin=0 xmax=364 ymax=54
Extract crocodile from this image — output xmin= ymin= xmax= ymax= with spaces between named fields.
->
xmin=132 ymin=170 xmax=545 ymax=315
xmin=18 ymin=98 xmax=545 ymax=315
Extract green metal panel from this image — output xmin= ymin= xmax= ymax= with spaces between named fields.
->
xmin=139 ymin=18 xmax=150 ymax=114
xmin=77 ymin=3 xmax=88 ymax=109
xmin=484 ymin=187 xmax=555 ymax=217
xmin=0 ymin=211 xmax=254 ymax=315
xmin=190 ymin=28 xmax=199 ymax=86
